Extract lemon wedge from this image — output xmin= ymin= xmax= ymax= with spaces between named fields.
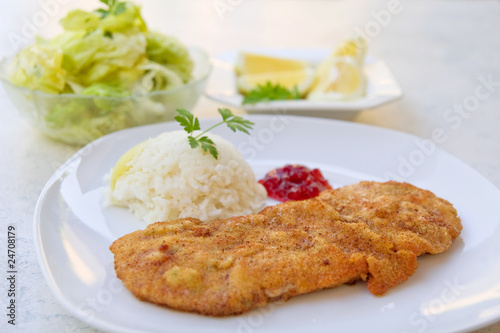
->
xmin=307 ymin=36 xmax=367 ymax=101
xmin=334 ymin=35 xmax=367 ymax=64
xmin=236 ymin=68 xmax=315 ymax=96
xmin=110 ymin=143 xmax=143 ymax=190
xmin=235 ymin=53 xmax=310 ymax=76
xmin=307 ymin=57 xmax=366 ymax=100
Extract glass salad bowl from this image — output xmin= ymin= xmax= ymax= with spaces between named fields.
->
xmin=0 ymin=46 xmax=211 ymax=145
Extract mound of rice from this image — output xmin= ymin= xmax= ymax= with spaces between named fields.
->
xmin=108 ymin=130 xmax=267 ymax=223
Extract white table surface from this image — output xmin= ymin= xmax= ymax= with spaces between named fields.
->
xmin=1 ymin=0 xmax=499 ymax=332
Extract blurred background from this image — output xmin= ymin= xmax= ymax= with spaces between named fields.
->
xmin=1 ymin=0 xmax=499 ymax=170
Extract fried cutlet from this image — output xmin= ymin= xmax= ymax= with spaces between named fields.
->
xmin=109 ymin=181 xmax=462 ymax=316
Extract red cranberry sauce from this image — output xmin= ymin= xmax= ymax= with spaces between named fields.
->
xmin=258 ymin=164 xmax=332 ymax=202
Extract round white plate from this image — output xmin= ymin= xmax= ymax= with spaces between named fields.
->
xmin=34 ymin=116 xmax=500 ymax=333
xmin=205 ymin=49 xmax=403 ymax=120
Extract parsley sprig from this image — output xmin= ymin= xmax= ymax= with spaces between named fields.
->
xmin=242 ymin=82 xmax=301 ymax=105
xmin=175 ymin=108 xmax=254 ymax=159
xmin=96 ymin=0 xmax=127 ymax=19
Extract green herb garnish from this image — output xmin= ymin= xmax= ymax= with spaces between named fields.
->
xmin=175 ymin=108 xmax=254 ymax=159
xmin=242 ymin=82 xmax=302 ymax=105
xmin=96 ymin=0 xmax=127 ymax=19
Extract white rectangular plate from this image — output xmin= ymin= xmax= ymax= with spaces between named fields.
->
xmin=205 ymin=49 xmax=403 ymax=119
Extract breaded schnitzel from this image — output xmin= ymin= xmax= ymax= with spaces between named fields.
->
xmin=110 ymin=181 xmax=462 ymax=316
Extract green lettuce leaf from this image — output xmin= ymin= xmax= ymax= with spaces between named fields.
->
xmin=50 ymin=30 xmax=147 ymax=88
xmin=98 ymin=2 xmax=147 ymax=34
xmin=133 ymin=61 xmax=183 ymax=93
xmin=6 ymin=44 xmax=66 ymax=94
xmin=60 ymin=9 xmax=100 ymax=31
xmin=81 ymin=82 xmax=130 ymax=111
xmin=146 ymin=32 xmax=193 ymax=83
xmin=81 ymin=82 xmax=129 ymax=97
xmin=45 ymin=99 xmax=89 ymax=128
xmin=45 ymin=95 xmax=130 ymax=143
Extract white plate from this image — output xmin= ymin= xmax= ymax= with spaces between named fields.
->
xmin=34 ymin=116 xmax=500 ymax=333
xmin=205 ymin=49 xmax=403 ymax=120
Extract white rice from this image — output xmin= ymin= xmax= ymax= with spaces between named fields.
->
xmin=107 ymin=130 xmax=267 ymax=223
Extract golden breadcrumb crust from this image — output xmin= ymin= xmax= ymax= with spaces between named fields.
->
xmin=110 ymin=181 xmax=462 ymax=316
